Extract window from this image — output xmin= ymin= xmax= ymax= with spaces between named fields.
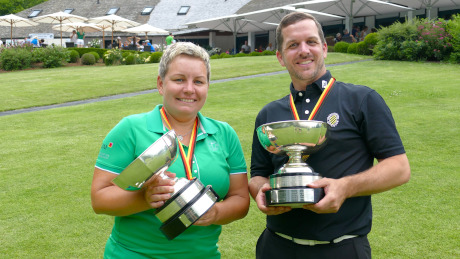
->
xmin=141 ymin=7 xmax=154 ymax=15
xmin=63 ymin=8 xmax=74 ymax=14
xmin=107 ymin=7 xmax=119 ymax=15
xmin=28 ymin=10 xmax=42 ymax=18
xmin=177 ymin=6 xmax=190 ymax=15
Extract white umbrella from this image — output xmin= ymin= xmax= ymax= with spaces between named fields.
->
xmin=239 ymin=6 xmax=345 ymax=25
xmin=52 ymin=22 xmax=102 ymax=33
xmin=32 ymin=11 xmax=88 ymax=46
xmin=288 ymin=0 xmax=414 ymax=30
xmin=121 ymin=23 xmax=169 ymax=40
xmin=88 ymin=14 xmax=140 ymax=48
xmin=187 ymin=14 xmax=278 ymax=52
xmin=0 ymin=14 xmax=38 ymax=42
xmin=389 ymin=0 xmax=460 ymax=19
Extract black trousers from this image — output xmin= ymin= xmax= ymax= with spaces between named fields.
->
xmin=256 ymin=229 xmax=371 ymax=259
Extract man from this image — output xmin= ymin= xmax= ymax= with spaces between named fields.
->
xmin=165 ymin=32 xmax=174 ymax=46
xmin=249 ymin=12 xmax=410 ymax=259
xmin=144 ymin=40 xmax=155 ymax=52
xmin=241 ymin=40 xmax=250 ymax=53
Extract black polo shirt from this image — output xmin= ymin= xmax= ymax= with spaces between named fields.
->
xmin=250 ymin=70 xmax=406 ymax=241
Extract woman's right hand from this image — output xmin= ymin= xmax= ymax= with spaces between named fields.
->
xmin=144 ymin=171 xmax=176 ymax=208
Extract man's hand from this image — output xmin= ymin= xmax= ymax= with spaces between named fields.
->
xmin=255 ymin=183 xmax=292 ymax=215
xmin=303 ymin=177 xmax=348 ymax=214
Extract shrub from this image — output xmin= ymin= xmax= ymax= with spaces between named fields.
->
xmin=219 ymin=53 xmax=233 ymax=58
xmin=81 ymin=53 xmax=96 ymax=65
xmin=210 ymin=54 xmax=220 ymax=59
xmin=234 ymin=53 xmax=248 ymax=57
xmin=327 ymin=45 xmax=334 ymax=52
xmin=356 ymin=41 xmax=370 ymax=55
xmin=67 ymin=47 xmax=107 ymax=59
xmin=261 ymin=50 xmax=275 ymax=55
xmin=31 ymin=47 xmax=46 ymax=63
xmin=68 ymin=50 xmax=80 ymax=63
xmin=249 ymin=51 xmax=262 ymax=56
xmin=88 ymin=51 xmax=100 ymax=62
xmin=0 ymin=47 xmax=33 ymax=71
xmin=416 ymin=19 xmax=453 ymax=61
xmin=347 ymin=43 xmax=359 ymax=54
xmin=41 ymin=47 xmax=69 ymax=68
xmin=334 ymin=42 xmax=349 ymax=53
xmin=124 ymin=54 xmax=136 ymax=65
xmin=147 ymin=52 xmax=162 ymax=63
xmin=103 ymin=48 xmax=123 ymax=66
xmin=447 ymin=14 xmax=460 ymax=63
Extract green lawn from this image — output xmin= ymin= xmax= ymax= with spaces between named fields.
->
xmin=0 ymin=55 xmax=458 ymax=258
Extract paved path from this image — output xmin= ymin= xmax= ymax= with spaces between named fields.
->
xmin=0 ymin=59 xmax=371 ymax=117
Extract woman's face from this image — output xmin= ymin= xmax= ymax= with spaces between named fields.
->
xmin=158 ymin=54 xmax=208 ymax=121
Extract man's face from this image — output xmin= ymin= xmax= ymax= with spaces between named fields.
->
xmin=276 ymin=19 xmax=327 ymax=90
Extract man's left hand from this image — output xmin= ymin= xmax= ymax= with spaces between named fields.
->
xmin=302 ymin=177 xmax=349 ymax=214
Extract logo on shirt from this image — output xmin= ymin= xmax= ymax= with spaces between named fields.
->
xmin=322 ymin=80 xmax=328 ymax=89
xmin=327 ymin=113 xmax=339 ymax=127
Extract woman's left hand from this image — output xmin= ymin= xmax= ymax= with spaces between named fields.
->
xmin=193 ymin=204 xmax=218 ymax=226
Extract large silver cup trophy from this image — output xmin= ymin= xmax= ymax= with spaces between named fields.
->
xmin=257 ymin=120 xmax=329 ymax=208
xmin=112 ymin=130 xmax=219 ymax=240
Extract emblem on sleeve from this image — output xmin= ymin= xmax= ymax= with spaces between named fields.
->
xmin=327 ymin=113 xmax=339 ymax=127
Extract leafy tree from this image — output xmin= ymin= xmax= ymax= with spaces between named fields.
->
xmin=0 ymin=0 xmax=49 ymax=16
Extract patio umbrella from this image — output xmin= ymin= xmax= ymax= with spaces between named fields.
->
xmin=32 ymin=11 xmax=88 ymax=46
xmin=52 ymin=22 xmax=102 ymax=33
xmin=0 ymin=14 xmax=38 ymax=42
xmin=288 ymin=0 xmax=414 ymax=30
xmin=88 ymin=14 xmax=140 ymax=48
xmin=239 ymin=6 xmax=345 ymax=25
xmin=186 ymin=14 xmax=278 ymax=52
xmin=389 ymin=0 xmax=460 ymax=19
xmin=121 ymin=23 xmax=169 ymax=40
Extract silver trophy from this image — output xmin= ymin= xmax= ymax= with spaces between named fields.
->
xmin=257 ymin=120 xmax=329 ymax=208
xmin=113 ymin=130 xmax=219 ymax=240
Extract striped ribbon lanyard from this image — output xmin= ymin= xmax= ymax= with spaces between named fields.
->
xmin=289 ymin=78 xmax=335 ymax=161
xmin=289 ymin=78 xmax=336 ymax=120
xmin=160 ymin=107 xmax=198 ymax=180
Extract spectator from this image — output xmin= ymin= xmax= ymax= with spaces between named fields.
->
xmin=266 ymin=43 xmax=274 ymax=51
xmin=76 ymin=28 xmax=85 ymax=48
xmin=334 ymin=32 xmax=342 ymax=43
xmin=70 ymin=30 xmax=77 ymax=44
xmin=360 ymin=26 xmax=369 ymax=42
xmin=165 ymin=32 xmax=174 ymax=46
xmin=241 ymin=40 xmax=250 ymax=53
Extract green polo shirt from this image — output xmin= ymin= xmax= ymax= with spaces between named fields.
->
xmin=95 ymin=105 xmax=247 ymax=258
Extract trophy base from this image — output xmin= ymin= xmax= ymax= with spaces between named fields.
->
xmin=265 ymin=187 xmax=324 ymax=208
xmin=160 ymin=186 xmax=219 ymax=240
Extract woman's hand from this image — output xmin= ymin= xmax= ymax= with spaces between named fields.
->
xmin=144 ymin=171 xmax=176 ymax=209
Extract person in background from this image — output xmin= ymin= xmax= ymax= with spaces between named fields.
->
xmin=334 ymin=32 xmax=342 ymax=43
xmin=249 ymin=12 xmax=410 ymax=259
xmin=266 ymin=43 xmax=274 ymax=51
xmin=70 ymin=30 xmax=78 ymax=45
xmin=76 ymin=28 xmax=85 ymax=48
xmin=165 ymin=32 xmax=174 ymax=46
xmin=31 ymin=36 xmax=40 ymax=47
xmin=145 ymin=40 xmax=155 ymax=52
xmin=91 ymin=42 xmax=249 ymax=258
xmin=241 ymin=40 xmax=250 ymax=53
xmin=360 ymin=26 xmax=369 ymax=42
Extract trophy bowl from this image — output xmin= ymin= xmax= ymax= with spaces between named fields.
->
xmin=257 ymin=120 xmax=329 ymax=207
xmin=112 ymin=130 xmax=219 ymax=240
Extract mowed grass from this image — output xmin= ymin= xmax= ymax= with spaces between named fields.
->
xmin=0 ymin=56 xmax=459 ymax=258
xmin=0 ymin=53 xmax=369 ymax=112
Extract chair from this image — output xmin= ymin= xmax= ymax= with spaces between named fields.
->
xmin=143 ymin=45 xmax=151 ymax=52
xmin=65 ymin=42 xmax=75 ymax=48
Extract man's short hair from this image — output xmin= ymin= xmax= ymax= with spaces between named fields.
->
xmin=276 ymin=12 xmax=326 ymax=53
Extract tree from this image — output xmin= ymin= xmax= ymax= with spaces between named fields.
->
xmin=0 ymin=0 xmax=49 ymax=16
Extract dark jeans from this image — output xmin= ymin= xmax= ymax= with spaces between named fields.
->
xmin=256 ymin=229 xmax=371 ymax=259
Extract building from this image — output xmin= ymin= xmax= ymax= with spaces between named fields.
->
xmin=1 ymin=0 xmax=459 ymax=51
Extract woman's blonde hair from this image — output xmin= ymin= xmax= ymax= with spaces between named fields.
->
xmin=158 ymin=42 xmax=210 ymax=82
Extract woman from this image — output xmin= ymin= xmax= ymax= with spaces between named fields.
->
xmin=91 ymin=42 xmax=249 ymax=258
xmin=76 ymin=28 xmax=85 ymax=48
